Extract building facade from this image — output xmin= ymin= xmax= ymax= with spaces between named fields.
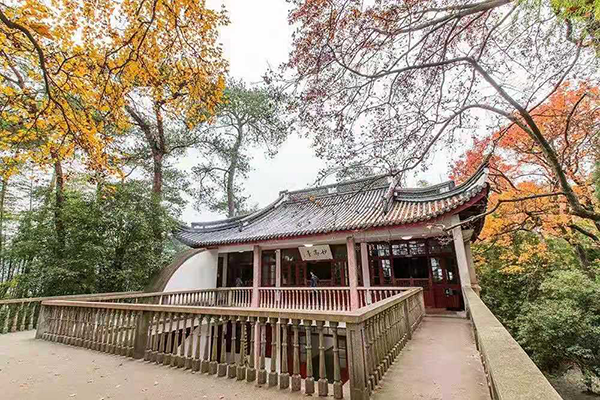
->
xmin=172 ymin=166 xmax=488 ymax=312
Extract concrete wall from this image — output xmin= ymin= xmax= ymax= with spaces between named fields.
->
xmin=164 ymin=249 xmax=219 ymax=291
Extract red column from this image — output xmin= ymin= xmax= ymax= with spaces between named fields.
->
xmin=252 ymin=245 xmax=262 ymax=307
xmin=252 ymin=245 xmax=262 ymax=370
xmin=346 ymin=236 xmax=360 ymax=310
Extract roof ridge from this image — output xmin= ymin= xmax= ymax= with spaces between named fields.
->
xmin=282 ymin=173 xmax=391 ymax=197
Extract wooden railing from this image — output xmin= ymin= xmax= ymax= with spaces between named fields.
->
xmin=37 ymin=287 xmax=425 ymax=400
xmin=0 ymin=291 xmax=142 ymax=334
xmin=0 ymin=288 xmax=253 ymax=334
xmin=464 ymin=287 xmax=561 ymax=400
xmin=357 ymin=287 xmax=409 ymax=308
xmin=258 ymin=287 xmax=351 ymax=311
xmin=89 ymin=288 xmax=253 ymax=308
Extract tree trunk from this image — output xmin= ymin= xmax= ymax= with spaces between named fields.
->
xmin=227 ymin=126 xmax=244 ymax=218
xmin=0 ymin=177 xmax=7 ymax=281
xmin=54 ymin=160 xmax=66 ymax=254
xmin=124 ymin=103 xmax=166 ymax=257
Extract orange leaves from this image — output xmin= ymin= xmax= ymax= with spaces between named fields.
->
xmin=452 ymin=82 xmax=599 ymax=244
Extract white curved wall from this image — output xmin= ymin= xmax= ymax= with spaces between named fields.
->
xmin=164 ymin=249 xmax=219 ymax=291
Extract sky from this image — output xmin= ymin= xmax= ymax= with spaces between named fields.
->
xmin=181 ymin=1 xmax=461 ymax=223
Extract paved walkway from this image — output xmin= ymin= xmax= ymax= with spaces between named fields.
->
xmin=1 ymin=317 xmax=490 ymax=400
xmin=0 ymin=330 xmax=308 ymax=400
xmin=373 ymin=316 xmax=491 ymax=400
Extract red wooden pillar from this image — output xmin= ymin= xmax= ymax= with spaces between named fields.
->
xmin=360 ymin=242 xmax=371 ymax=305
xmin=252 ymin=245 xmax=262 ymax=370
xmin=275 ymin=249 xmax=282 ymax=287
xmin=252 ymin=245 xmax=262 ymax=307
xmin=346 ymin=236 xmax=360 ymax=311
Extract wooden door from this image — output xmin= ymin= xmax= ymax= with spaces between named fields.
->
xmin=430 ymin=257 xmax=463 ymax=310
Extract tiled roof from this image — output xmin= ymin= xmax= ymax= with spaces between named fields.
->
xmin=175 ymin=167 xmax=489 ymax=248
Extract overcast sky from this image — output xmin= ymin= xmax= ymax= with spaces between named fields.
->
xmin=181 ymin=1 xmax=461 ymax=223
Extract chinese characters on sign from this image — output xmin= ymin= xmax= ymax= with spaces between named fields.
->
xmin=299 ymin=245 xmax=333 ymax=261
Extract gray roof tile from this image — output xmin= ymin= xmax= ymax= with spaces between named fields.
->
xmin=175 ymin=167 xmax=489 ymax=248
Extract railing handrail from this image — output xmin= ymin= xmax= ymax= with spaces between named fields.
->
xmin=42 ymin=287 xmax=423 ymax=324
xmin=0 ymin=291 xmax=144 ymax=305
xmin=357 ymin=286 xmax=412 ymax=290
xmin=1 ymin=287 xmax=253 ymax=305
xmin=464 ymin=286 xmax=561 ymax=400
xmin=258 ymin=287 xmax=351 ymax=291
xmin=85 ymin=287 xmax=252 ymax=301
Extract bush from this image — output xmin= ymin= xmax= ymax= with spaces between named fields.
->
xmin=517 ymin=271 xmax=600 ymax=390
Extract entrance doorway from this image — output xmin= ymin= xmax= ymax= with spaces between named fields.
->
xmin=430 ymin=257 xmax=462 ymax=309
xmin=367 ymin=239 xmax=464 ymax=310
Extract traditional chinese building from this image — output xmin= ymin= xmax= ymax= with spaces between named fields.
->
xmin=170 ymin=165 xmax=489 ymax=312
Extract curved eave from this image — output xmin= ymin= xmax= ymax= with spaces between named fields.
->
xmin=175 ymin=183 xmax=489 ymax=248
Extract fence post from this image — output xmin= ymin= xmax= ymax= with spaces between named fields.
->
xmin=346 ymin=322 xmax=369 ymax=400
xmin=402 ymin=300 xmax=412 ymax=340
xmin=133 ymin=310 xmax=151 ymax=359
xmin=35 ymin=304 xmax=49 ymax=339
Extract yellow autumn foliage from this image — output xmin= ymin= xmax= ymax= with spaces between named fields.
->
xmin=0 ymin=0 xmax=229 ymax=178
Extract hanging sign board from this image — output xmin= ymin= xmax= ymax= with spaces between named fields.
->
xmin=299 ymin=245 xmax=333 ymax=261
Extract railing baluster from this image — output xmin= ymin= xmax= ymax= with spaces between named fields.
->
xmin=331 ymin=321 xmax=343 ymax=399
xmin=101 ymin=308 xmax=111 ymax=352
xmin=144 ymin=311 xmax=154 ymax=361
xmin=304 ymin=319 xmax=314 ymax=395
xmin=236 ymin=316 xmax=247 ymax=380
xmin=317 ymin=320 xmax=328 ymax=396
xmin=247 ymin=316 xmax=256 ymax=382
xmin=218 ymin=316 xmax=228 ymax=376
xmin=209 ymin=316 xmax=219 ymax=374
xmin=192 ymin=315 xmax=202 ymax=371
xmin=184 ymin=313 xmax=193 ymax=369
xmin=156 ymin=311 xmax=166 ymax=364
xmin=291 ymin=319 xmax=301 ymax=391
xmin=366 ymin=318 xmax=377 ymax=389
xmin=10 ymin=302 xmax=21 ymax=332
xmin=164 ymin=311 xmax=174 ymax=365
xmin=202 ymin=314 xmax=212 ymax=373
xmin=125 ymin=310 xmax=134 ymax=357
xmin=115 ymin=310 xmax=124 ymax=355
xmin=268 ymin=317 xmax=278 ymax=387
xmin=279 ymin=317 xmax=289 ymax=389
xmin=177 ymin=312 xmax=186 ymax=368
xmin=257 ymin=317 xmax=267 ymax=384
xmin=228 ymin=315 xmax=237 ymax=378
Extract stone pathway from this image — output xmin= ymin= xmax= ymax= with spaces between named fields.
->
xmin=1 ymin=317 xmax=490 ymax=400
xmin=0 ymin=330 xmax=309 ymax=400
xmin=372 ymin=316 xmax=491 ymax=400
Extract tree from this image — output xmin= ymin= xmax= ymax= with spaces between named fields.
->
xmin=3 ymin=177 xmax=181 ymax=298
xmin=284 ymin=0 xmax=599 ymax=225
xmin=449 ymin=83 xmax=599 ymax=274
xmin=193 ymin=80 xmax=293 ymax=217
xmin=1 ymin=0 xmax=228 ymax=251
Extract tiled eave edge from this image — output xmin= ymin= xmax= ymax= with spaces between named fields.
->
xmin=176 ymin=186 xmax=489 ymax=249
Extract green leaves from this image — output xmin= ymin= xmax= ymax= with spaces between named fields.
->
xmin=476 ymin=234 xmax=600 ymax=391
xmin=4 ymin=179 xmax=178 ymax=297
